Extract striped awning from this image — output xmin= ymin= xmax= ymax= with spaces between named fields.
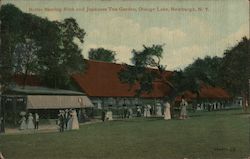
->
xmin=26 ymin=95 xmax=93 ymax=109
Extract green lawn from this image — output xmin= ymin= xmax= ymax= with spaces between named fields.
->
xmin=1 ymin=109 xmax=250 ymax=159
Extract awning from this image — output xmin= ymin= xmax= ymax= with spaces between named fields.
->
xmin=27 ymin=95 xmax=93 ymax=109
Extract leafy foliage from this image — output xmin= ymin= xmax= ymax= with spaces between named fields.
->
xmin=219 ymin=37 xmax=250 ymax=96
xmin=0 ymin=4 xmax=25 ymax=89
xmin=184 ymin=56 xmax=222 ymax=86
xmin=13 ymin=39 xmax=40 ymax=87
xmin=88 ymin=48 xmax=117 ymax=63
xmin=0 ymin=4 xmax=86 ymax=89
xmin=37 ymin=18 xmax=86 ymax=88
xmin=13 ymin=39 xmax=39 ymax=74
xmin=170 ymin=56 xmax=223 ymax=98
xmin=174 ymin=37 xmax=250 ymax=99
xmin=119 ymin=44 xmax=234 ymax=101
xmin=119 ymin=44 xmax=166 ymax=96
xmin=131 ymin=44 xmax=166 ymax=72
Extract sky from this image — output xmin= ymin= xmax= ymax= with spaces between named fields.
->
xmin=3 ymin=0 xmax=249 ymax=70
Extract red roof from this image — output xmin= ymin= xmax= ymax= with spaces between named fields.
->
xmin=175 ymin=84 xmax=231 ymax=101
xmin=72 ymin=60 xmax=172 ymax=98
xmin=199 ymin=84 xmax=231 ymax=99
xmin=175 ymin=91 xmax=196 ymax=102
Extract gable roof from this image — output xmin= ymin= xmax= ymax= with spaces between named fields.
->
xmin=72 ymin=60 xmax=172 ymax=98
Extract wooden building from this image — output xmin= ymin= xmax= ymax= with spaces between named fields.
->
xmin=72 ymin=60 xmax=232 ymax=111
xmin=175 ymin=84 xmax=231 ymax=110
xmin=1 ymin=86 xmax=93 ymax=125
xmin=72 ymin=60 xmax=172 ymax=109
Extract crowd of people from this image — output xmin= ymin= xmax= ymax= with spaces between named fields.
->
xmin=196 ymin=102 xmax=225 ymax=111
xmin=19 ymin=112 xmax=39 ymax=130
xmin=57 ymin=109 xmax=79 ymax=132
xmin=100 ymin=97 xmax=189 ymax=121
xmin=16 ymin=98 xmax=188 ymax=132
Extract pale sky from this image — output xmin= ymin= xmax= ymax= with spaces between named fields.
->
xmin=3 ymin=0 xmax=249 ymax=70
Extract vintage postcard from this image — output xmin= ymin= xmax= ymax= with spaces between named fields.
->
xmin=0 ymin=0 xmax=249 ymax=159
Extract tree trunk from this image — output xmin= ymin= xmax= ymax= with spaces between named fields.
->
xmin=22 ymin=68 xmax=29 ymax=89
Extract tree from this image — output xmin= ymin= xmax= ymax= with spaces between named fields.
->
xmin=13 ymin=39 xmax=39 ymax=88
xmin=184 ymin=56 xmax=222 ymax=86
xmin=173 ymin=56 xmax=223 ymax=101
xmin=0 ymin=4 xmax=25 ymax=90
xmin=219 ymin=37 xmax=250 ymax=110
xmin=0 ymin=4 xmax=86 ymax=89
xmin=119 ymin=44 xmax=170 ymax=96
xmin=119 ymin=44 xmax=214 ymax=103
xmin=37 ymin=18 xmax=86 ymax=88
xmin=88 ymin=48 xmax=117 ymax=63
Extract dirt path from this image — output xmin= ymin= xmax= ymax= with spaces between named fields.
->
xmin=2 ymin=119 xmax=102 ymax=135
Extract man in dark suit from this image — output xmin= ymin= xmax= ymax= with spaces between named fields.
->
xmin=59 ymin=110 xmax=65 ymax=132
xmin=101 ymin=110 xmax=105 ymax=122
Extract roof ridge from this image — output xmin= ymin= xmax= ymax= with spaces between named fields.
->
xmin=85 ymin=59 xmax=126 ymax=66
xmin=85 ymin=59 xmax=173 ymax=73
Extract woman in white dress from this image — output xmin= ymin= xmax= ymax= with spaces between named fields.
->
xmin=146 ymin=105 xmax=151 ymax=117
xmin=27 ymin=113 xmax=35 ymax=129
xmin=180 ymin=98 xmax=188 ymax=119
xmin=143 ymin=106 xmax=147 ymax=117
xmin=164 ymin=100 xmax=171 ymax=120
xmin=156 ymin=103 xmax=162 ymax=117
xmin=19 ymin=116 xmax=27 ymax=130
xmin=71 ymin=110 xmax=79 ymax=130
xmin=129 ymin=108 xmax=133 ymax=118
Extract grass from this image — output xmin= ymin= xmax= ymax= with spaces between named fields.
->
xmin=1 ymin=109 xmax=250 ymax=159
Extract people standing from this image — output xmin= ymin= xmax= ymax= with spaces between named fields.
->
xmin=71 ymin=109 xmax=79 ymax=130
xmin=58 ymin=110 xmax=65 ymax=132
xmin=34 ymin=113 xmax=39 ymax=130
xmin=0 ymin=117 xmax=4 ymax=133
xmin=64 ymin=109 xmax=69 ymax=129
xmin=27 ymin=113 xmax=35 ymax=129
xmin=0 ymin=152 xmax=5 ymax=159
xmin=128 ymin=108 xmax=133 ymax=118
xmin=106 ymin=110 xmax=113 ymax=120
xmin=180 ymin=97 xmax=188 ymax=120
xmin=136 ymin=106 xmax=141 ymax=117
xmin=147 ymin=104 xmax=151 ymax=117
xmin=67 ymin=110 xmax=73 ymax=130
xmin=156 ymin=103 xmax=162 ymax=117
xmin=101 ymin=110 xmax=106 ymax=122
xmin=164 ymin=99 xmax=171 ymax=120
xmin=143 ymin=106 xmax=147 ymax=117
xmin=124 ymin=106 xmax=128 ymax=118
xmin=19 ymin=115 xmax=27 ymax=130
xmin=163 ymin=100 xmax=171 ymax=120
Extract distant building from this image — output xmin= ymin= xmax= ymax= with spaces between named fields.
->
xmin=6 ymin=60 xmax=232 ymax=113
xmin=72 ymin=60 xmax=232 ymax=111
xmin=72 ymin=60 xmax=173 ymax=109
xmin=175 ymin=84 xmax=231 ymax=110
